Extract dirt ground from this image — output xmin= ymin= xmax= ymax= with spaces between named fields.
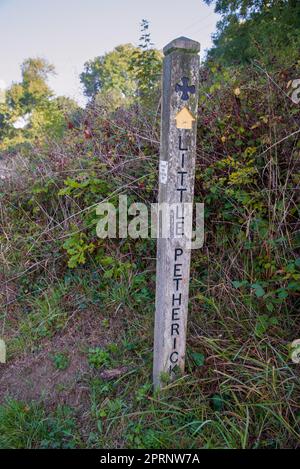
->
xmin=0 ymin=309 xmax=123 ymax=410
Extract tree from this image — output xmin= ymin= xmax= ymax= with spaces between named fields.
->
xmin=80 ymin=22 xmax=162 ymax=110
xmin=5 ymin=58 xmax=55 ymax=115
xmin=1 ymin=58 xmax=55 ymax=139
xmin=29 ymin=96 xmax=80 ymax=141
xmin=203 ymin=0 xmax=300 ymax=66
xmin=129 ymin=19 xmax=162 ymax=106
xmin=80 ymin=44 xmax=138 ymax=103
xmin=0 ymin=58 xmax=75 ymax=148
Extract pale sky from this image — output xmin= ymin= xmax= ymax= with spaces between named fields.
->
xmin=0 ymin=0 xmax=219 ymax=104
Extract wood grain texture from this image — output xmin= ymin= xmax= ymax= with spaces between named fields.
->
xmin=153 ymin=37 xmax=200 ymax=389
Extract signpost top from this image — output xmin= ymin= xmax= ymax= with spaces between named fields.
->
xmin=163 ymin=36 xmax=200 ymax=56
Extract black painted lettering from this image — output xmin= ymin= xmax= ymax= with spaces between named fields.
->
xmin=172 ymin=307 xmax=180 ymax=321
xmin=179 ymin=136 xmax=188 ymax=151
xmin=176 ymin=187 xmax=187 ymax=202
xmin=173 ymin=278 xmax=182 ymax=290
xmin=170 ymin=351 xmax=179 ymax=364
xmin=172 ymin=293 xmax=182 ymax=306
xmin=176 ymin=204 xmax=184 ymax=220
xmin=177 ymin=171 xmax=187 ymax=185
xmin=174 ymin=263 xmax=182 ymax=277
xmin=169 ymin=363 xmax=178 ymax=374
xmin=175 ymin=248 xmax=183 ymax=261
xmin=171 ymin=323 xmax=180 ymax=336
xmin=176 ymin=221 xmax=184 ymax=236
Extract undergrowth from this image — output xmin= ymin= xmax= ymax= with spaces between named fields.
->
xmin=0 ymin=62 xmax=299 ymax=448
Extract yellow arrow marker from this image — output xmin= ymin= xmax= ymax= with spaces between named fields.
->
xmin=175 ymin=107 xmax=196 ymax=129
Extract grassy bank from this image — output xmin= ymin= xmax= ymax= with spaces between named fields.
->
xmin=0 ymin=63 xmax=299 ymax=448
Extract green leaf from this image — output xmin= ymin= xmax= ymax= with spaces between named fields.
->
xmin=191 ymin=352 xmax=205 ymax=367
xmin=211 ymin=394 xmax=224 ymax=412
xmin=103 ymin=269 xmax=114 ymax=279
xmin=277 ymin=289 xmax=288 ymax=299
xmin=232 ymin=280 xmax=248 ymax=289
xmin=251 ymin=283 xmax=265 ymax=298
xmin=101 ymin=256 xmax=115 ymax=266
xmin=254 ymin=314 xmax=269 ymax=338
xmin=254 ymin=314 xmax=278 ymax=338
xmin=295 ymin=258 xmax=300 ymax=268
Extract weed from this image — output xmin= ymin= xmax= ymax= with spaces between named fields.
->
xmin=52 ymin=352 xmax=70 ymax=371
xmin=9 ymin=284 xmax=68 ymax=355
xmin=0 ymin=400 xmax=79 ymax=449
xmin=88 ymin=348 xmax=110 ymax=369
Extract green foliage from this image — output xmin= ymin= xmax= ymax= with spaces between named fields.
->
xmin=80 ymin=21 xmax=162 ymax=111
xmin=58 ymin=173 xmax=110 ymax=203
xmin=52 ymin=352 xmax=70 ymax=370
xmin=80 ymin=44 xmax=138 ymax=104
xmin=8 ymin=58 xmax=54 ymax=113
xmin=0 ymin=57 xmax=74 ymax=147
xmin=210 ymin=393 xmax=229 ymax=412
xmin=101 ymin=256 xmax=133 ymax=280
xmin=28 ymin=96 xmax=79 ymax=141
xmin=251 ymin=283 xmax=265 ymax=298
xmin=29 ymin=99 xmax=66 ymax=139
xmin=63 ymin=233 xmax=95 ymax=268
xmin=1 ymin=21 xmax=299 ymax=449
xmin=204 ymin=1 xmax=300 ymax=67
xmin=0 ymin=400 xmax=78 ymax=449
xmin=254 ymin=314 xmax=279 ymax=338
xmin=129 ymin=19 xmax=162 ymax=107
xmin=197 ymin=61 xmax=300 ymax=337
xmin=87 ymin=347 xmax=111 ymax=369
xmin=190 ymin=352 xmax=205 ymax=367
xmin=10 ymin=285 xmax=68 ymax=354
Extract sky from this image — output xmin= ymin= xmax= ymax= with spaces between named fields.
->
xmin=0 ymin=0 xmax=219 ymax=104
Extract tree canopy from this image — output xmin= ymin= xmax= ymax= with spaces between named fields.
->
xmin=80 ymin=44 xmax=139 ymax=103
xmin=6 ymin=58 xmax=55 ymax=115
xmin=80 ymin=21 xmax=162 ymax=108
xmin=203 ymin=0 xmax=300 ymax=66
xmin=0 ymin=58 xmax=78 ymax=147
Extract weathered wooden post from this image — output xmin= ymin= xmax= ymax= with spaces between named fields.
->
xmin=153 ymin=37 xmax=200 ymax=388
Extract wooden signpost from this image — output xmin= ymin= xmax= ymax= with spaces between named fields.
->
xmin=153 ymin=37 xmax=200 ymax=388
